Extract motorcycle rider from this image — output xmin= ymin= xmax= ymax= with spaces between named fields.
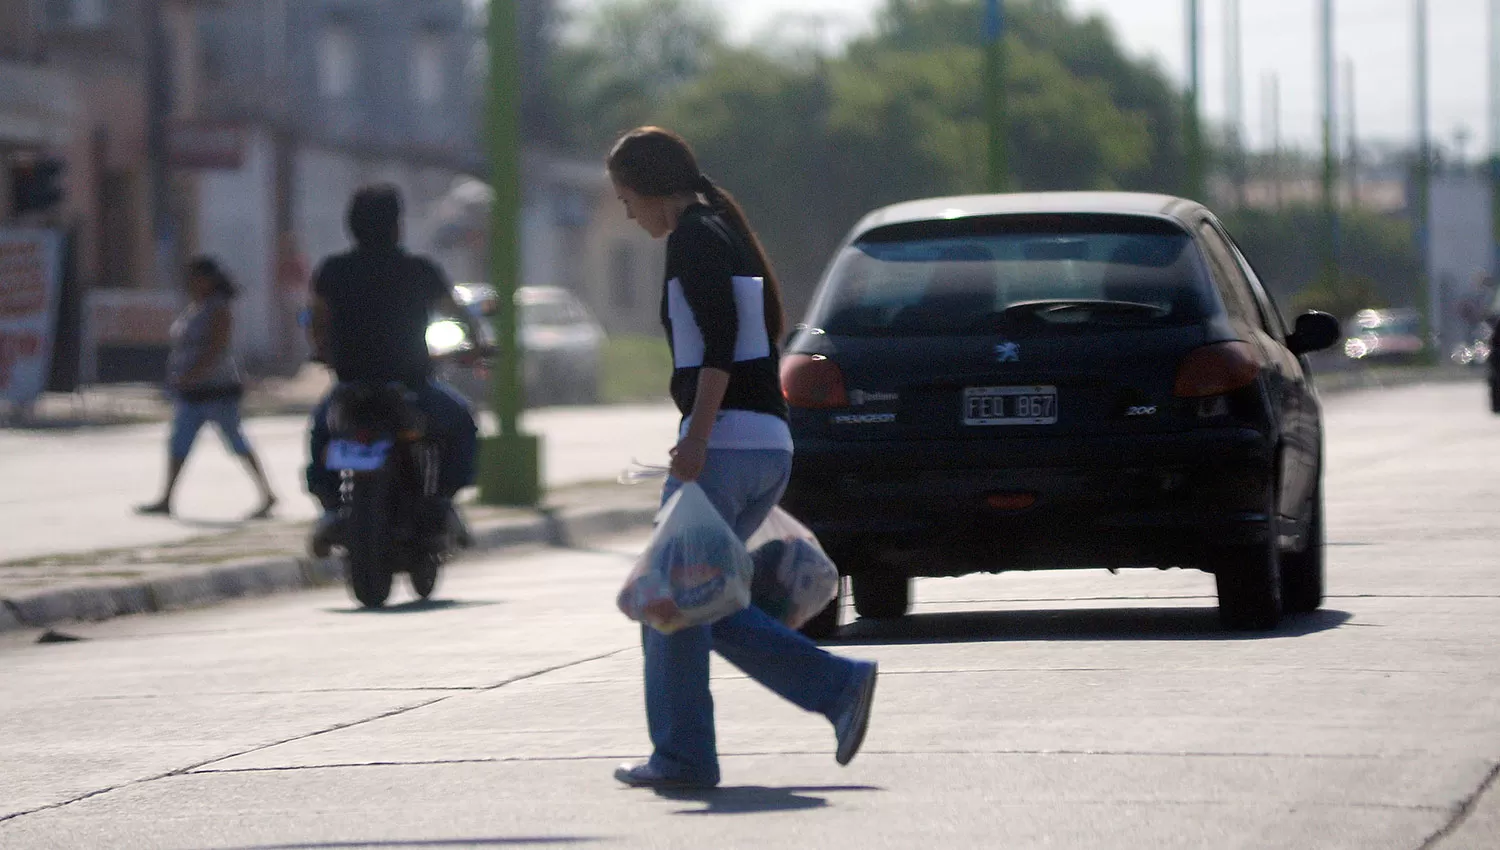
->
xmin=306 ymin=184 xmax=485 ymax=556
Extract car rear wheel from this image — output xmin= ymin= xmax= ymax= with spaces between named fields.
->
xmin=799 ymin=577 xmax=843 ymax=640
xmin=1279 ymin=482 xmax=1325 ymax=614
xmin=1213 ymin=486 xmax=1283 ymax=630
xmin=1489 ymin=378 xmax=1500 ymax=413
xmin=852 ymin=572 xmax=911 ymax=620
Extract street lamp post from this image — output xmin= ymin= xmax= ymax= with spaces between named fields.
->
xmin=1319 ymin=0 xmax=1340 ymax=287
xmin=479 ymin=0 xmax=543 ymax=507
xmin=1416 ymin=0 xmax=1437 ymax=354
xmin=1184 ymin=0 xmax=1204 ymax=201
xmin=1490 ymin=0 xmax=1500 ymax=279
xmin=984 ymin=0 xmax=1008 ymax=192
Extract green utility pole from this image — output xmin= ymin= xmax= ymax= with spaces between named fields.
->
xmin=479 ymin=0 xmax=542 ymax=506
xmin=1184 ymin=0 xmax=1205 ymax=201
xmin=984 ymin=0 xmax=1008 ymax=192
xmin=1319 ymin=0 xmax=1340 ymax=286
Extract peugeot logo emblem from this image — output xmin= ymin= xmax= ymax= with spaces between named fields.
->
xmin=995 ymin=342 xmax=1020 ymax=363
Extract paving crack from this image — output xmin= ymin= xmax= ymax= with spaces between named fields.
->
xmin=1415 ymin=760 xmax=1500 ymax=850
xmin=0 ymin=646 xmax=632 ymax=826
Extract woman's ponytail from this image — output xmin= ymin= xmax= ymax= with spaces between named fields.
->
xmin=698 ymin=176 xmax=786 ymax=344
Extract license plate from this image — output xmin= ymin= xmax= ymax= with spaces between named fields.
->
xmin=963 ymin=386 xmax=1058 ymax=425
xmin=326 ymin=438 xmax=393 ymax=471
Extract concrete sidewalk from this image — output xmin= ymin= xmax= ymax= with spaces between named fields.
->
xmin=0 ymin=481 xmax=662 ymax=636
xmin=4 ymin=365 xmax=333 ymax=429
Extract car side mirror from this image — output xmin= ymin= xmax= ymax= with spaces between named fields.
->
xmin=1287 ymin=311 xmax=1341 ymax=355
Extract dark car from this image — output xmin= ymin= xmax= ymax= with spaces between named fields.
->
xmin=780 ymin=192 xmax=1342 ymax=636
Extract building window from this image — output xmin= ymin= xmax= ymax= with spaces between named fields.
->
xmin=612 ymin=242 xmax=636 ymax=310
xmin=412 ymin=33 xmax=445 ymax=106
xmin=318 ymin=24 xmax=356 ymax=98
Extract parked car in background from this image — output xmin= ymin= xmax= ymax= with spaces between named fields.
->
xmin=1341 ymin=308 xmax=1424 ymax=363
xmin=780 ymin=192 xmax=1342 ymax=637
xmin=428 ymin=284 xmax=606 ymax=408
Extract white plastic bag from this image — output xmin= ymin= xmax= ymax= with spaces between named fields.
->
xmin=617 ymin=482 xmax=754 ymax=634
xmin=746 ymin=507 xmax=841 ymax=630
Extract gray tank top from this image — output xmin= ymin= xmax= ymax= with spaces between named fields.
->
xmin=168 ymin=295 xmax=240 ymax=388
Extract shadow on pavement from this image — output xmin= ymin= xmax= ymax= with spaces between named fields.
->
xmin=220 ymin=838 xmax=600 ymax=849
xmin=654 ymin=783 xmax=881 ymax=815
xmin=827 ymin=607 xmax=1353 ymax=646
xmin=322 ymin=599 xmax=502 ymax=615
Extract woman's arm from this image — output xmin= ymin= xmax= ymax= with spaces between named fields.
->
xmin=671 ymin=367 xmax=730 ymax=481
xmin=177 ymin=305 xmax=232 ymax=388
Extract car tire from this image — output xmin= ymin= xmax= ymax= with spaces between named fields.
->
xmin=799 ymin=578 xmax=843 ymax=640
xmin=1279 ymin=481 xmax=1325 ymax=614
xmin=1489 ymin=379 xmax=1500 ymax=413
xmin=852 ymin=572 xmax=911 ymax=620
xmin=1214 ymin=488 xmax=1284 ymax=631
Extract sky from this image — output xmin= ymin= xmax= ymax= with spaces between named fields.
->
xmin=704 ymin=0 xmax=1493 ymax=156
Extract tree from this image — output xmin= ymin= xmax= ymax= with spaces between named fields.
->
xmin=550 ymin=0 xmax=725 ymax=153
xmin=545 ymin=0 xmax=1194 ymax=313
xmin=1223 ymin=205 xmax=1421 ymax=319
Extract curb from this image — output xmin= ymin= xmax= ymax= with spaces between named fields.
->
xmin=0 ymin=505 xmax=658 ymax=636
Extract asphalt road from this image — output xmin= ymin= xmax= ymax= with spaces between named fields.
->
xmin=1 ymin=381 xmax=1498 ymax=849
xmin=0 ymin=404 xmax=682 ymax=563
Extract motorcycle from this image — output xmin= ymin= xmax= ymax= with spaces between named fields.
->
xmin=325 ymin=323 xmax=492 ymax=609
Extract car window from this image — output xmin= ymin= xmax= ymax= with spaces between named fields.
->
xmin=811 ymin=215 xmax=1216 ymax=337
xmin=523 ymin=300 xmax=575 ymax=327
xmin=1195 ymin=222 xmax=1259 ymax=326
xmin=1214 ymin=222 xmax=1287 ymax=341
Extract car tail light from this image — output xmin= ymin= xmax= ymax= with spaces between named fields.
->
xmin=1173 ymin=342 xmax=1261 ymax=398
xmin=781 ymin=354 xmax=849 ymax=408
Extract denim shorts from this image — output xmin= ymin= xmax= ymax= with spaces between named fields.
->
xmin=170 ymin=396 xmax=252 ymax=459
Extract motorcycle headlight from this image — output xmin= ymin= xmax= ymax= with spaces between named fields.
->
xmin=426 ymin=320 xmax=467 ymax=356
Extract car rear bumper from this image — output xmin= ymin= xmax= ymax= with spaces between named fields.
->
xmin=784 ymin=427 xmax=1275 ymax=574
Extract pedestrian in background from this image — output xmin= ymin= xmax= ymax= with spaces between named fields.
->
xmin=137 ymin=257 xmax=277 ymax=519
xmin=606 ymin=126 xmax=878 ymax=789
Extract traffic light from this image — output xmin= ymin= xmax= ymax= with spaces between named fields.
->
xmin=11 ymin=159 xmax=66 ymax=215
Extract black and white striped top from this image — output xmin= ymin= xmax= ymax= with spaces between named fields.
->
xmin=661 ymin=203 xmax=791 ymax=451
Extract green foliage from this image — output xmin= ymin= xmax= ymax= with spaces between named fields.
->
xmin=1221 ymin=205 xmax=1422 ymax=317
xmin=601 ymin=334 xmax=674 ymax=404
xmin=1289 ymin=273 xmax=1389 ymax=323
xmin=547 ymin=0 xmax=1192 ymax=313
xmin=551 ymin=0 xmax=725 ymax=153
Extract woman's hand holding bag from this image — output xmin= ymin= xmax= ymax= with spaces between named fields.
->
xmin=617 ymin=482 xmax=754 ymax=634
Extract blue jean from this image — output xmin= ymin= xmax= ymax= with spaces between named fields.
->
xmin=305 ymin=379 xmax=478 ymax=512
xmin=170 ymin=396 xmax=252 ymax=460
xmin=643 ymin=449 xmax=863 ymax=786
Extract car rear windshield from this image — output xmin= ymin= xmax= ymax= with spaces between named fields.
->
xmin=808 ymin=214 xmax=1216 ymax=337
xmin=523 ymin=300 xmax=586 ymax=327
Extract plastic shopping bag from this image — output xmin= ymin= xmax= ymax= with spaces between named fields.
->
xmin=617 ymin=482 xmax=754 ymax=634
xmin=746 ymin=507 xmax=841 ymax=630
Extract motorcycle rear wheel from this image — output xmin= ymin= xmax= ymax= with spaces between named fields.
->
xmin=346 ymin=472 xmax=394 ymax=609
xmin=409 ymin=554 xmax=440 ymax=600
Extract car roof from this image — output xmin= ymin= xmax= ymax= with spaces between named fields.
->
xmin=849 ymin=192 xmax=1205 ymax=236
